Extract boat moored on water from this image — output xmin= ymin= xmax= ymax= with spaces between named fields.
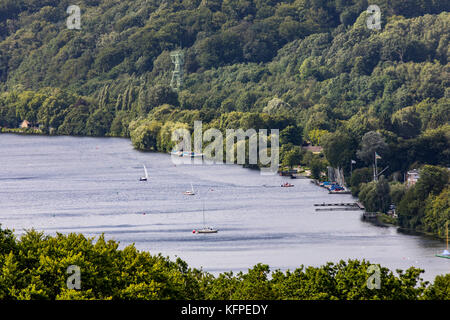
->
xmin=193 ymin=196 xmax=218 ymax=234
xmin=436 ymin=222 xmax=449 ymax=259
xmin=184 ymin=183 xmax=196 ymax=195
xmin=170 ymin=150 xmax=183 ymax=157
xmin=193 ymin=227 xmax=218 ymax=234
xmin=436 ymin=250 xmax=450 ymax=259
xmin=139 ymin=164 xmax=148 ymax=181
xmin=183 ymin=151 xmax=204 ymax=158
xmin=171 ymin=150 xmax=204 ymax=158
xmin=281 ymin=182 xmax=294 ymax=187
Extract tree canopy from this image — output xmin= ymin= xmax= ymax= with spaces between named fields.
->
xmin=0 ymin=226 xmax=448 ymax=300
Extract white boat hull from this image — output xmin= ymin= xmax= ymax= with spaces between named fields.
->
xmin=195 ymin=229 xmax=218 ymax=234
xmin=194 ymin=228 xmax=219 ymax=234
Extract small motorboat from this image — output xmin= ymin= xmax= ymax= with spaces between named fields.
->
xmin=171 ymin=150 xmax=183 ymax=157
xmin=281 ymin=182 xmax=294 ymax=187
xmin=182 ymin=151 xmax=204 ymax=158
xmin=436 ymin=249 xmax=450 ymax=259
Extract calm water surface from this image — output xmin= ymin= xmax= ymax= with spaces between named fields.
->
xmin=0 ymin=134 xmax=448 ymax=280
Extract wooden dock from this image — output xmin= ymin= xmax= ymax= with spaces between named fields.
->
xmin=315 ymin=207 xmax=362 ymax=211
xmin=314 ymin=202 xmax=364 ymax=211
xmin=314 ymin=202 xmax=365 ymax=212
xmin=314 ymin=202 xmax=358 ymax=207
xmin=329 ymin=190 xmax=352 ymax=194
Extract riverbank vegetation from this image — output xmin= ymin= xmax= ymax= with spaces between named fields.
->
xmin=0 ymin=1 xmax=448 ymax=236
xmin=0 ymin=226 xmax=448 ymax=300
xmin=397 ymin=166 xmax=449 ymax=238
xmin=351 ymin=164 xmax=449 ymax=238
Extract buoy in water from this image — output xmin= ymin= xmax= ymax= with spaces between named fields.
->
xmin=192 ymin=230 xmax=196 ymax=234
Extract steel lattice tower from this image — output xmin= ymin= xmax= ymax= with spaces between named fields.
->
xmin=170 ymin=50 xmax=184 ymax=91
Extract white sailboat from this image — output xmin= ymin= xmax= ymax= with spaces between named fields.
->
xmin=183 ymin=183 xmax=196 ymax=195
xmin=140 ymin=165 xmax=148 ymax=181
xmin=194 ymin=199 xmax=218 ymax=234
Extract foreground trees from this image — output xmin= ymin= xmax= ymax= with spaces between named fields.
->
xmin=0 ymin=226 xmax=448 ymax=300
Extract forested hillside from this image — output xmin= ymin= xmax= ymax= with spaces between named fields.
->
xmin=0 ymin=1 xmax=449 ymax=236
xmin=1 ymin=1 xmax=448 ymax=137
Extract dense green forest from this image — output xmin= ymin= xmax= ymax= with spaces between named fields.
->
xmin=0 ymin=226 xmax=448 ymax=300
xmin=0 ymin=3 xmax=448 ymax=237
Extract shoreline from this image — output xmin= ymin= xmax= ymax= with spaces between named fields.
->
xmin=310 ymin=178 xmax=448 ymax=243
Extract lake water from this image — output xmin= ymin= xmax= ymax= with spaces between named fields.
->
xmin=0 ymin=134 xmax=448 ymax=280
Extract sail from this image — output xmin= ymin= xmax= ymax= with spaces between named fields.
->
xmin=143 ymin=165 xmax=148 ymax=178
xmin=202 ymin=199 xmax=206 ymax=227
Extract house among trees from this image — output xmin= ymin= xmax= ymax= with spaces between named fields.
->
xmin=406 ymin=169 xmax=420 ymax=187
xmin=19 ymin=120 xmax=31 ymax=128
xmin=303 ymin=145 xmax=323 ymax=155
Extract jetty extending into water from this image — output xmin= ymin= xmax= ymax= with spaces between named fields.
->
xmin=311 ymin=180 xmax=372 ymax=216
xmin=315 ymin=207 xmax=361 ymax=211
xmin=328 ymin=190 xmax=352 ymax=194
xmin=314 ymin=202 xmax=377 ymax=220
xmin=314 ymin=202 xmax=365 ymax=212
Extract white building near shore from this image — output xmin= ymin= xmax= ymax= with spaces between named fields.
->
xmin=406 ymin=169 xmax=420 ymax=187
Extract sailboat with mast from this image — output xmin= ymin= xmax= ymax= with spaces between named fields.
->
xmin=435 ymin=221 xmax=450 ymax=259
xmin=193 ymin=198 xmax=218 ymax=234
xmin=139 ymin=165 xmax=149 ymax=181
xmin=183 ymin=183 xmax=196 ymax=195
